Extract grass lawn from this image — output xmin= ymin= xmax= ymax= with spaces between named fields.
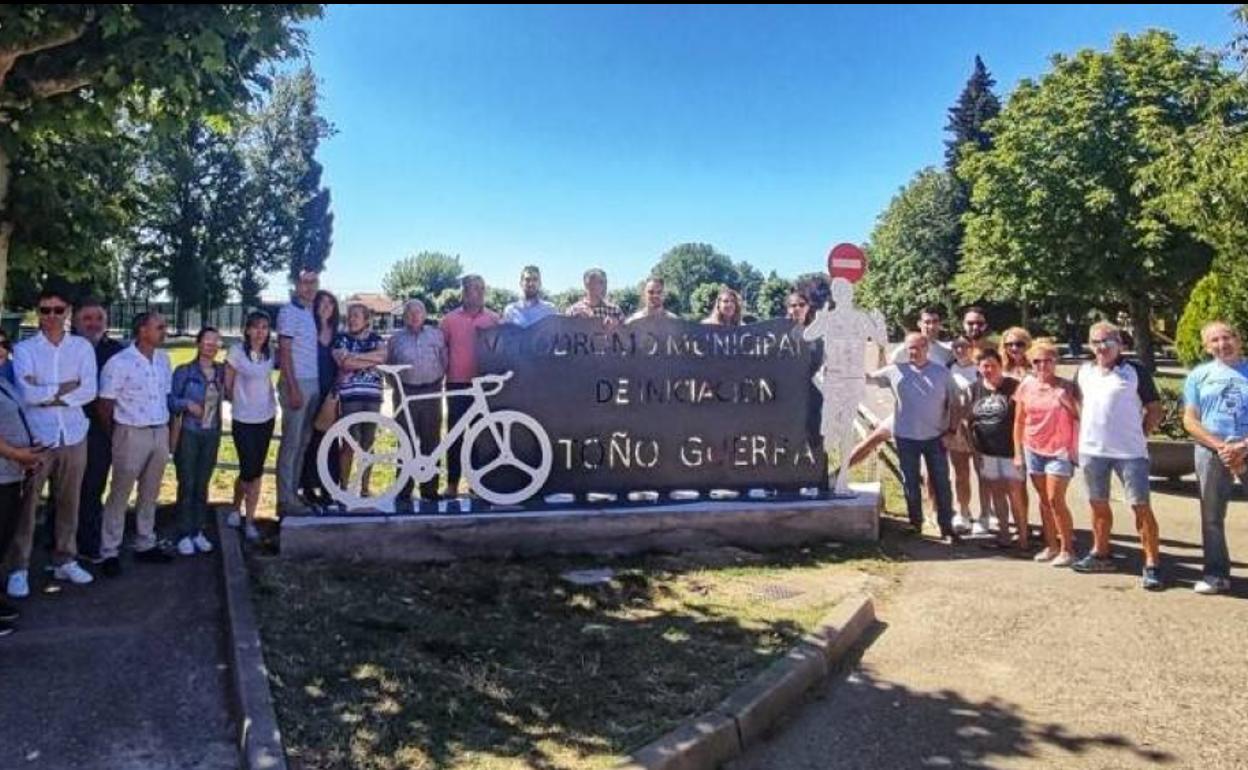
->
xmin=249 ymin=542 xmax=897 ymax=770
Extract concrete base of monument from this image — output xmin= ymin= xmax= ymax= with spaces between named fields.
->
xmin=279 ymin=482 xmax=880 ymax=563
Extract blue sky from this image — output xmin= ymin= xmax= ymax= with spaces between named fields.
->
xmin=299 ymin=4 xmax=1240 ymax=299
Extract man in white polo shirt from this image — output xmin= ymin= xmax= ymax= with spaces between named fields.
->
xmin=1071 ymin=321 xmax=1164 ymax=590
xmin=98 ymin=312 xmax=175 ymax=575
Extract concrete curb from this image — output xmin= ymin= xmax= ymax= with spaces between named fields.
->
xmin=616 ymin=593 xmax=877 ymax=770
xmin=217 ymin=510 xmax=288 ymax=770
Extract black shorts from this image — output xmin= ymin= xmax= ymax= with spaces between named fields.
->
xmin=233 ymin=419 xmax=275 ymax=482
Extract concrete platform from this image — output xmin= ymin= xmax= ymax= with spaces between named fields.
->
xmin=279 ymin=483 xmax=880 ymax=562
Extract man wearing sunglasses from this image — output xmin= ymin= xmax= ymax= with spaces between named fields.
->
xmin=5 ymin=287 xmax=99 ymax=599
xmin=1071 ymin=321 xmax=1164 ymax=590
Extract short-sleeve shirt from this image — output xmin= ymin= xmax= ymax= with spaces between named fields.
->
xmin=440 ymin=307 xmax=500 ymax=384
xmin=333 ymin=331 xmax=385 ymax=403
xmin=968 ymin=377 xmax=1019 ymax=458
xmin=100 ymin=345 xmax=173 ymax=427
xmin=1013 ymin=377 xmax=1079 ymax=460
xmin=387 ymin=326 xmax=447 ymax=386
xmin=277 ymin=298 xmax=319 ymax=381
xmin=1184 ymin=359 xmax=1248 ymax=440
xmin=502 ymin=299 xmax=558 ymax=328
xmin=876 ymin=361 xmax=958 ymax=441
xmin=1074 ymin=358 xmax=1158 ymax=459
xmin=226 ymin=344 xmax=276 ymax=424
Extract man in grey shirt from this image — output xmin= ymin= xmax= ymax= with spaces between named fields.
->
xmin=387 ymin=298 xmax=448 ymax=508
xmin=870 ymin=332 xmax=961 ymax=541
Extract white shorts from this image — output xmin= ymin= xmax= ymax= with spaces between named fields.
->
xmin=978 ymin=454 xmax=1023 ymax=482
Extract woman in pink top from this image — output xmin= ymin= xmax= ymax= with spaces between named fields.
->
xmin=1012 ymin=340 xmax=1081 ymax=566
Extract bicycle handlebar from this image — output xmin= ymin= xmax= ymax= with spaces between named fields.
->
xmin=475 ymin=371 xmax=513 ymax=396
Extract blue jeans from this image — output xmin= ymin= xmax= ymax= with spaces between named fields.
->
xmin=896 ymin=436 xmax=954 ymax=532
xmin=1195 ymin=444 xmax=1246 ymax=579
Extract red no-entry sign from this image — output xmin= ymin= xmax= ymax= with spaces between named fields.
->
xmin=827 ymin=243 xmax=866 ymax=283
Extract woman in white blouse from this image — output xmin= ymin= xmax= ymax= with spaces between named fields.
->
xmin=224 ymin=312 xmax=277 ymax=537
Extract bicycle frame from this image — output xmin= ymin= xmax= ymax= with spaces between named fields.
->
xmin=384 ymin=368 xmax=499 ymax=481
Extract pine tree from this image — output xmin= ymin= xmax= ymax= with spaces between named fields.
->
xmin=944 ymin=55 xmax=1001 ymax=192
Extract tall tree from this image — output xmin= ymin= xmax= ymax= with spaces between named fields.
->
xmin=0 ymin=5 xmax=321 ymax=310
xmin=755 ymin=271 xmax=793 ymax=319
xmin=944 ymin=56 xmax=1001 ymax=183
xmin=649 ymin=242 xmax=738 ymax=315
xmin=858 ymin=169 xmax=961 ymax=330
xmin=382 ymin=251 xmax=463 ymax=302
xmin=958 ymin=31 xmax=1229 ymax=368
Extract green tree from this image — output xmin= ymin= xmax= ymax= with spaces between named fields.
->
xmin=858 ymin=168 xmax=961 ymax=330
xmin=0 ymin=5 xmax=320 ymax=309
xmin=649 ymin=242 xmax=738 ymax=314
xmin=549 ymin=287 xmax=582 ymax=311
xmin=486 ymin=286 xmax=518 ymax=312
xmin=1175 ymin=272 xmax=1247 ymax=367
xmin=688 ymin=282 xmax=722 ymax=319
xmin=945 ymin=55 xmax=1001 ymax=189
xmin=734 ymin=260 xmax=764 ymax=314
xmin=958 ymin=31 xmax=1228 ymax=368
xmin=382 ymin=251 xmax=463 ymax=301
xmin=609 ymin=286 xmax=640 ymax=316
xmin=755 ymin=272 xmax=793 ymax=319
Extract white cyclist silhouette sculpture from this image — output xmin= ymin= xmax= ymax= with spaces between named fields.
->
xmin=802 ymin=277 xmax=888 ymax=495
xmin=317 ymin=367 xmax=553 ymax=509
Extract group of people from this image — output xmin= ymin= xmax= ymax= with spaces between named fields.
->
xmin=0 ymin=263 xmax=797 ymax=637
xmin=861 ymin=304 xmax=1243 ymax=596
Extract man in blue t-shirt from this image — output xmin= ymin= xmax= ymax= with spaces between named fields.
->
xmin=1182 ymin=320 xmax=1248 ymax=595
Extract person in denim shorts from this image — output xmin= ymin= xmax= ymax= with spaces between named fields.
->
xmin=1012 ymin=340 xmax=1081 ymax=566
xmin=1070 ymin=321 xmax=1164 ymax=590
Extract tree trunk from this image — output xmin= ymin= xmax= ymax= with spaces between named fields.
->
xmin=1132 ymin=297 xmax=1156 ymax=372
xmin=0 ymin=143 xmax=11 ymax=314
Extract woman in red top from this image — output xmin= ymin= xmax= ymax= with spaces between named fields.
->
xmin=1012 ymin=340 xmax=1080 ymax=566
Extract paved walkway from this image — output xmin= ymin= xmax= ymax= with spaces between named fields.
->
xmin=729 ymin=477 xmax=1248 ymax=769
xmin=0 ymin=514 xmax=236 ymax=770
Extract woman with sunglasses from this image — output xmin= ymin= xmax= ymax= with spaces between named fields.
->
xmin=1001 ymin=326 xmax=1033 ymax=380
xmin=1012 ymin=340 xmax=1080 ymax=566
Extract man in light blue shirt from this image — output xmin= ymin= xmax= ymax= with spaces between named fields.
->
xmin=1182 ymin=320 xmax=1248 ymax=595
xmin=502 ymin=265 xmax=557 ymax=328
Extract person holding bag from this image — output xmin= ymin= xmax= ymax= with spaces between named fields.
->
xmin=169 ymin=327 xmax=226 ymax=556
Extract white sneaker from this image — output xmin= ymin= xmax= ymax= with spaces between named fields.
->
xmin=226 ymin=510 xmax=242 ymax=529
xmin=951 ymin=514 xmax=971 ymax=534
xmin=176 ymin=537 xmax=196 ymax=556
xmin=1194 ymin=577 xmax=1231 ymax=595
xmin=6 ymin=570 xmax=29 ymax=599
xmin=53 ymin=561 xmax=94 ymax=585
xmin=1051 ymin=552 xmax=1076 ymax=568
xmin=244 ymin=521 xmax=261 ymax=543
xmin=1033 ymin=548 xmax=1058 ymax=563
xmin=971 ymin=514 xmax=991 ymax=536
xmin=193 ymin=532 xmax=214 ymax=554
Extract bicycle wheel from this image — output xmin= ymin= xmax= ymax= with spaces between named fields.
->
xmin=318 ymin=411 xmax=416 ymax=510
xmin=461 ymin=410 xmax=552 ymax=505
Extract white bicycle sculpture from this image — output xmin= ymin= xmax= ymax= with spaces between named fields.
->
xmin=317 ymin=367 xmax=553 ymax=510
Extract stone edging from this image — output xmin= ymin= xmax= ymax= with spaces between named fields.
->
xmin=217 ymin=510 xmax=288 ymax=770
xmin=616 ymin=593 xmax=877 ymax=770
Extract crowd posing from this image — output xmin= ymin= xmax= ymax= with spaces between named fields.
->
xmin=0 ymin=265 xmax=806 ymax=637
xmin=861 ymin=304 xmax=1245 ymax=596
xmin=0 ymin=271 xmax=1243 ymax=638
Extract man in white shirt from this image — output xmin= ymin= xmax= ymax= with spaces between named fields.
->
xmin=1071 ymin=321 xmax=1164 ymax=591
xmin=275 ymin=269 xmax=322 ymax=516
xmin=98 ymin=312 xmax=175 ymax=575
xmin=6 ymin=287 xmax=98 ymax=599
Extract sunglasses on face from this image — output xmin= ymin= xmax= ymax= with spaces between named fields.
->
xmin=1004 ymin=341 xmax=1026 ymax=348
xmin=1032 ymin=358 xmax=1055 ymax=364
xmin=39 ymin=305 xmax=68 ymax=316
xmin=965 ymin=321 xmax=986 ymax=327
